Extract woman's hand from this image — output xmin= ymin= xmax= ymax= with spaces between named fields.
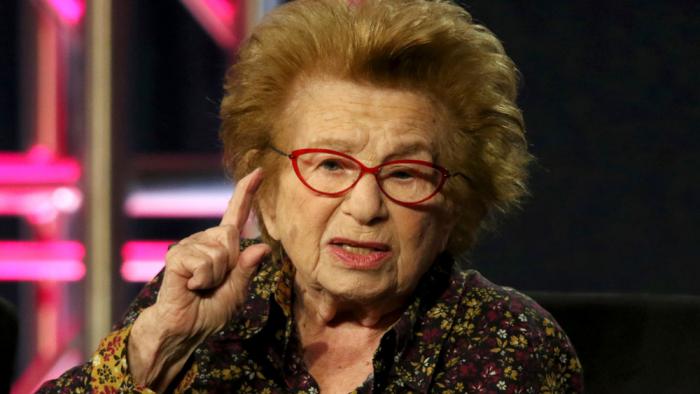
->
xmin=127 ymin=169 xmax=271 ymax=391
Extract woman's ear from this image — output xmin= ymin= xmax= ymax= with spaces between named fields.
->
xmin=240 ymin=149 xmax=261 ymax=174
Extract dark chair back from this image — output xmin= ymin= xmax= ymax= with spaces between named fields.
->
xmin=0 ymin=297 xmax=17 ymax=394
xmin=530 ymin=292 xmax=700 ymax=394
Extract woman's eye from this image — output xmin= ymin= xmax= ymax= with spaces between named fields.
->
xmin=389 ymin=170 xmax=415 ymax=179
xmin=319 ymin=159 xmax=343 ymax=171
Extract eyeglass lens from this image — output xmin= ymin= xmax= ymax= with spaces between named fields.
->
xmin=295 ymin=151 xmax=443 ymax=203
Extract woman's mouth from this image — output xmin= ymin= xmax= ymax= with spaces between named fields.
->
xmin=328 ymin=238 xmax=392 ymax=270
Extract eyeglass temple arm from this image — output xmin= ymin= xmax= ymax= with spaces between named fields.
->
xmin=450 ymin=172 xmax=475 ymax=188
xmin=269 ymin=145 xmax=291 ymax=157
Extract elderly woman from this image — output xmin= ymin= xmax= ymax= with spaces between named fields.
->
xmin=41 ymin=0 xmax=581 ymax=392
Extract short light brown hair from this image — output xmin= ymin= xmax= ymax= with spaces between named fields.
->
xmin=220 ymin=0 xmax=532 ymax=253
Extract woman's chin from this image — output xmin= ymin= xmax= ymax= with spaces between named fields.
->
xmin=315 ymin=268 xmax=395 ymax=304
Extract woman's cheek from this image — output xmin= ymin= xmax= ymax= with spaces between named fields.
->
xmin=284 ymin=195 xmax=335 ymax=272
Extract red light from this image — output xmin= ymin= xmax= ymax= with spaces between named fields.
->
xmin=0 ymin=186 xmax=82 ymax=222
xmin=0 ymin=151 xmax=81 ymax=185
xmin=0 ymin=241 xmax=85 ymax=281
xmin=124 ymin=188 xmax=229 ymax=218
xmin=121 ymin=241 xmax=173 ymax=282
xmin=44 ymin=0 xmax=85 ymax=25
xmin=181 ymin=0 xmax=238 ymax=49
xmin=205 ymin=0 xmax=236 ymax=23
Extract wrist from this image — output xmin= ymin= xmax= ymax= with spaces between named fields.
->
xmin=128 ymin=307 xmax=200 ymax=391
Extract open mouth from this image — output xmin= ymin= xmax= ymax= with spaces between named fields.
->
xmin=337 ymin=245 xmax=378 ymax=254
xmin=329 ymin=238 xmax=390 ymax=253
xmin=328 ymin=238 xmax=392 ymax=269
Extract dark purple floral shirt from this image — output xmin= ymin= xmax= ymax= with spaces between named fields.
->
xmin=40 ymin=239 xmax=583 ymax=393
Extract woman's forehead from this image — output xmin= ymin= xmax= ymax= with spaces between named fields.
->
xmin=303 ymin=133 xmax=434 ymax=157
xmin=279 ymin=78 xmax=445 ymax=155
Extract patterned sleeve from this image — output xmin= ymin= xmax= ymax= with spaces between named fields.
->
xmin=503 ymin=289 xmax=584 ymax=393
xmin=37 ymin=272 xmax=165 ymax=393
xmin=522 ymin=303 xmax=584 ymax=393
xmin=432 ymin=281 xmax=583 ymax=393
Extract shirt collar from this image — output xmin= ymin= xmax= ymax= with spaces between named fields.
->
xmin=390 ymin=252 xmax=455 ymax=349
xmin=389 ymin=252 xmax=469 ymax=392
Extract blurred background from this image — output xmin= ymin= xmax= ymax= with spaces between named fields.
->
xmin=0 ymin=0 xmax=697 ymax=392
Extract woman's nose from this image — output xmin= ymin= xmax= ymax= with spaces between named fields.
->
xmin=340 ymin=173 xmax=388 ymax=225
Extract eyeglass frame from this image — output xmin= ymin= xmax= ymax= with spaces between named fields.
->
xmin=269 ymin=145 xmax=470 ymax=206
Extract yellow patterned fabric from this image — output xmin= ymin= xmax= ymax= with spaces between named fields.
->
xmin=89 ymin=325 xmax=153 ymax=393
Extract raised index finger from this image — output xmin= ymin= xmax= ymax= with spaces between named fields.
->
xmin=220 ymin=167 xmax=264 ymax=229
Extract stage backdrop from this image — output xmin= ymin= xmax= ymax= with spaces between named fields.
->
xmin=118 ymin=1 xmax=699 ymax=295
xmin=460 ymin=1 xmax=699 ymax=294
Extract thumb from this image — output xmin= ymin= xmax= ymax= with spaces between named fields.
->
xmin=231 ymin=243 xmax=271 ymax=285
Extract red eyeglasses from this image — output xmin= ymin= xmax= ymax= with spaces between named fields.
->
xmin=270 ymin=146 xmax=466 ymax=206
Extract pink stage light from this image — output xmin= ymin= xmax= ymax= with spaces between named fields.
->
xmin=181 ymin=0 xmax=238 ymax=49
xmin=11 ymin=345 xmax=82 ymax=394
xmin=0 ymin=186 xmax=82 ymax=222
xmin=44 ymin=0 xmax=85 ymax=25
xmin=0 ymin=241 xmax=85 ymax=281
xmin=50 ymin=186 xmax=82 ymax=212
xmin=121 ymin=241 xmax=173 ymax=282
xmin=124 ymin=188 xmax=230 ymax=218
xmin=0 ymin=150 xmax=81 ymax=185
xmin=26 ymin=348 xmax=83 ymax=394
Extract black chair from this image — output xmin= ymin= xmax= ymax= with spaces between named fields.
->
xmin=530 ymin=292 xmax=700 ymax=394
xmin=0 ymin=297 xmax=17 ymax=394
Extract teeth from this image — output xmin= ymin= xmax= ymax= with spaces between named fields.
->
xmin=340 ymin=244 xmax=376 ymax=254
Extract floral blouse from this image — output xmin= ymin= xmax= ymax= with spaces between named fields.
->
xmin=39 ymin=240 xmax=583 ymax=393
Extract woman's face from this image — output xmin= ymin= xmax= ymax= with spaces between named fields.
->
xmin=262 ymin=78 xmax=456 ymax=304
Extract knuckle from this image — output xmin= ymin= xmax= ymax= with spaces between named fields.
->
xmin=184 ymin=231 xmax=206 ymax=241
xmin=165 ymin=248 xmax=206 ymax=272
xmin=188 ymin=256 xmax=214 ymax=277
xmin=164 ymin=246 xmax=183 ymax=264
xmin=215 ymin=246 xmax=230 ymax=262
xmin=204 ymin=246 xmax=227 ymax=267
xmin=164 ymin=240 xmax=195 ymax=261
xmin=194 ymin=257 xmax=214 ymax=272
